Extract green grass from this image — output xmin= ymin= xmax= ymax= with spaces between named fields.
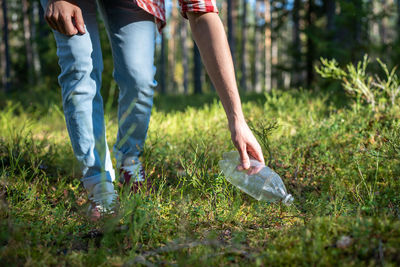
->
xmin=1 ymin=89 xmax=400 ymax=266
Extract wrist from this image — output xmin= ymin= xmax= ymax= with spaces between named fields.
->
xmin=228 ymin=113 xmax=246 ymax=127
xmin=224 ymin=99 xmax=245 ymax=125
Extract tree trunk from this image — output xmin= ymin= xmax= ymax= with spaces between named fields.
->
xmin=227 ymin=0 xmax=235 ymax=58
xmin=222 ymin=0 xmax=228 ymax=32
xmin=325 ymin=0 xmax=337 ymax=49
xmin=398 ymin=0 xmax=400 ymax=29
xmin=254 ymin=0 xmax=263 ymax=92
xmin=22 ymin=0 xmax=35 ymax=84
xmin=379 ymin=0 xmax=388 ymax=45
xmin=291 ymin=0 xmax=301 ymax=87
xmin=306 ymin=0 xmax=315 ymax=87
xmin=353 ymin=0 xmax=363 ymax=53
xmin=168 ymin=0 xmax=178 ymax=92
xmin=371 ymin=0 xmax=380 ymax=43
xmin=181 ymin=21 xmax=189 ymax=94
xmin=193 ymin=42 xmax=202 ymax=94
xmin=264 ymin=0 xmax=272 ymax=92
xmin=0 ymin=0 xmax=10 ymax=91
xmin=31 ymin=0 xmax=41 ymax=77
xmin=38 ymin=2 xmax=47 ymax=38
xmin=0 ymin=0 xmax=4 ymax=89
xmin=325 ymin=0 xmax=336 ymax=32
xmin=240 ymin=0 xmax=249 ymax=91
xmin=281 ymin=46 xmax=291 ymax=89
xmin=271 ymin=6 xmax=278 ymax=89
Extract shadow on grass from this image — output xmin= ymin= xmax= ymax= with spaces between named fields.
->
xmin=0 ymin=83 xmax=351 ymax=117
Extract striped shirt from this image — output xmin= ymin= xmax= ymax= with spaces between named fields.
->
xmin=135 ymin=0 xmax=219 ymax=32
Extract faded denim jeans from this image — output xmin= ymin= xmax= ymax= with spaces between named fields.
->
xmin=40 ymin=0 xmax=157 ymax=190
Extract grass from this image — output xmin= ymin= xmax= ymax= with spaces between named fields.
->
xmin=1 ymin=88 xmax=400 ymax=266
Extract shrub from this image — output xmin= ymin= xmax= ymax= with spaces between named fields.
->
xmin=316 ymin=55 xmax=400 ymax=112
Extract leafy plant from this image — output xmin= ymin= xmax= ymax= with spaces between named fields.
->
xmin=316 ymin=55 xmax=400 ymax=112
xmin=248 ymin=119 xmax=278 ymax=165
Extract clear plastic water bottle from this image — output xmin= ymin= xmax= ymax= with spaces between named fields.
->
xmin=219 ymin=151 xmax=294 ymax=205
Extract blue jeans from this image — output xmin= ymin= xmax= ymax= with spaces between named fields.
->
xmin=40 ymin=0 xmax=156 ymax=189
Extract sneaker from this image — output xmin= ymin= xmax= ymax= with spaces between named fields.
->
xmin=119 ymin=157 xmax=152 ymax=193
xmin=86 ymin=182 xmax=118 ymax=221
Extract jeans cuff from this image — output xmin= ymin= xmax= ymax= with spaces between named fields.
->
xmin=81 ymin=171 xmax=114 ymax=192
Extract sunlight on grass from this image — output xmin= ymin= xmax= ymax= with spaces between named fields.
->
xmin=1 ymin=90 xmax=400 ymax=265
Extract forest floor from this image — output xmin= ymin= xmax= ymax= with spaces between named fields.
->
xmin=1 ymin=89 xmax=400 ymax=266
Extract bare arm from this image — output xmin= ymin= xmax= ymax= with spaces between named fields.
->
xmin=187 ymin=12 xmax=264 ymax=169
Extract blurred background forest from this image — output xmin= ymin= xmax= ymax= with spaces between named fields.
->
xmin=1 ymin=0 xmax=400 ymax=97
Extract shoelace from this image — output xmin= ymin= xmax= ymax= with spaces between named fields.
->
xmin=89 ymin=191 xmax=117 ymax=213
xmin=121 ymin=164 xmax=145 ymax=182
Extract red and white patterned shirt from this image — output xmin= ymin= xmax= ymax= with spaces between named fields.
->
xmin=135 ymin=0 xmax=219 ymax=32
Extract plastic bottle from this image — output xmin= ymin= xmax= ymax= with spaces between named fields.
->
xmin=219 ymin=151 xmax=294 ymax=205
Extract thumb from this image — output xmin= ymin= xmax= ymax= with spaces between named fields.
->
xmin=74 ymin=8 xmax=85 ymax=34
xmin=238 ymin=146 xmax=250 ymax=170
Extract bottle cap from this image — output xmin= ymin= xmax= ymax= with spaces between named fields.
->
xmin=282 ymin=194 xmax=294 ymax=206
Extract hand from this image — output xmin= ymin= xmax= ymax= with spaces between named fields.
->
xmin=229 ymin=119 xmax=265 ymax=170
xmin=45 ymin=0 xmax=85 ymax=36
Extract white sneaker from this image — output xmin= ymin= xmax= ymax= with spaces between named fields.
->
xmin=86 ymin=182 xmax=118 ymax=221
xmin=119 ymin=157 xmax=145 ymax=183
xmin=119 ymin=157 xmax=151 ymax=193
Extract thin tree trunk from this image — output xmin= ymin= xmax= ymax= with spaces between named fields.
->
xmin=181 ymin=21 xmax=189 ymax=94
xmin=337 ymin=0 xmax=353 ymax=59
xmin=254 ymin=0 xmax=263 ymax=92
xmin=38 ymin=2 xmax=47 ymax=38
xmin=22 ymin=0 xmax=35 ymax=84
xmin=0 ymin=0 xmax=4 ymax=88
xmin=271 ymin=6 xmax=278 ymax=89
xmin=264 ymin=0 xmax=272 ymax=92
xmin=353 ymin=0 xmax=362 ymax=54
xmin=379 ymin=0 xmax=388 ymax=45
xmin=306 ymin=0 xmax=315 ymax=87
xmin=222 ymin=0 xmax=228 ymax=32
xmin=282 ymin=44 xmax=291 ymax=89
xmin=1 ymin=0 xmax=10 ymax=91
xmin=31 ymin=0 xmax=41 ymax=77
xmin=398 ymin=0 xmax=400 ymax=29
xmin=371 ymin=0 xmax=380 ymax=43
xmin=291 ymin=0 xmax=301 ymax=87
xmin=240 ymin=0 xmax=249 ymax=91
xmin=193 ymin=42 xmax=202 ymax=94
xmin=168 ymin=0 xmax=178 ymax=92
xmin=325 ymin=0 xmax=336 ymax=32
xmin=227 ymin=0 xmax=235 ymax=58
xmin=325 ymin=0 xmax=336 ymax=48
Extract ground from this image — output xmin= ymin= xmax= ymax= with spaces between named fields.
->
xmin=1 ymin=89 xmax=400 ymax=266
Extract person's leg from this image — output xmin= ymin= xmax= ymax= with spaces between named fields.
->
xmin=40 ymin=0 xmax=115 ymax=197
xmin=97 ymin=0 xmax=157 ymax=171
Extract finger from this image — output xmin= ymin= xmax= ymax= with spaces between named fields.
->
xmin=249 ymin=143 xmax=265 ymax=164
xmin=252 ymin=164 xmax=264 ymax=174
xmin=63 ymin=15 xmax=78 ymax=36
xmin=53 ymin=18 xmax=64 ymax=34
xmin=45 ymin=10 xmax=58 ymax=32
xmin=57 ymin=15 xmax=69 ymax=35
xmin=50 ymin=12 xmax=64 ymax=34
xmin=73 ymin=8 xmax=85 ymax=34
xmin=45 ymin=15 xmax=57 ymax=31
xmin=238 ymin=145 xmax=251 ymax=170
xmin=57 ymin=15 xmax=77 ymax=35
xmin=44 ymin=5 xmax=54 ymax=28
